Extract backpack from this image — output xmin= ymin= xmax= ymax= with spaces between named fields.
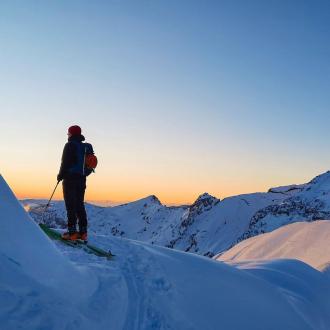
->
xmin=69 ymin=141 xmax=98 ymax=176
xmin=84 ymin=143 xmax=98 ymax=175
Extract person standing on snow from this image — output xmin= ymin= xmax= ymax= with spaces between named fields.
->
xmin=57 ymin=125 xmax=97 ymax=241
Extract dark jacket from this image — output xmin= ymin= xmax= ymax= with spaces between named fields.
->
xmin=57 ymin=135 xmax=86 ymax=181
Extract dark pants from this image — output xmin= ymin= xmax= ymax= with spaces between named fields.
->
xmin=62 ymin=177 xmax=87 ymax=234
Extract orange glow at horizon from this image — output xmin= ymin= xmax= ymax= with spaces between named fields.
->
xmin=8 ymin=172 xmax=287 ymax=206
xmin=1 ymin=130 xmax=322 ymax=207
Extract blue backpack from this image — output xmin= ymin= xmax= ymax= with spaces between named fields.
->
xmin=69 ymin=141 xmax=95 ymax=176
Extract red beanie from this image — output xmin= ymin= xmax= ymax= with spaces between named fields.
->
xmin=68 ymin=125 xmax=82 ymax=136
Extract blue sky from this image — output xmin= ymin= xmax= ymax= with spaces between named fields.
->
xmin=0 ymin=0 xmax=330 ymax=204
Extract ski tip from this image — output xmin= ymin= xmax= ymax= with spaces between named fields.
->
xmin=102 ymin=250 xmax=115 ymax=259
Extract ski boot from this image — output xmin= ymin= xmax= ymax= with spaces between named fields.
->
xmin=62 ymin=232 xmax=80 ymax=241
xmin=79 ymin=232 xmax=88 ymax=242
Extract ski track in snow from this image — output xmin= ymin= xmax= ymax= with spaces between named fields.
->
xmin=121 ymin=245 xmax=168 ymax=330
xmin=110 ymin=241 xmax=175 ymax=330
xmin=58 ymin=234 xmax=174 ymax=330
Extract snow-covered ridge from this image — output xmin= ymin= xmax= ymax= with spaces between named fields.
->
xmin=237 ymin=171 xmax=330 ymax=244
xmin=268 ymin=183 xmax=306 ymax=194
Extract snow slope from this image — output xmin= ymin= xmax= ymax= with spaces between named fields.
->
xmin=220 ymin=258 xmax=330 ymax=329
xmin=0 ymin=175 xmax=96 ymax=297
xmin=3 ymin=175 xmax=330 ymax=329
xmin=217 ymin=220 xmax=330 ymax=270
xmin=216 ymin=220 xmax=330 ymax=328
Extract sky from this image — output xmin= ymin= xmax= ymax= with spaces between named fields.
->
xmin=0 ymin=0 xmax=330 ymax=205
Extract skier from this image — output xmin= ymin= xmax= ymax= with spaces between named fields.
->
xmin=57 ymin=125 xmax=96 ymax=241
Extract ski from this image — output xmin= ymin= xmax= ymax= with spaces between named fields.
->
xmin=39 ymin=223 xmax=115 ymax=259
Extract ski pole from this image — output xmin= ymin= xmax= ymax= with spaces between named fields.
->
xmin=41 ymin=181 xmax=60 ymax=223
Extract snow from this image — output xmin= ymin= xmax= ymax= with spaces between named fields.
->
xmin=0 ymin=253 xmax=97 ymax=329
xmin=216 ymin=220 xmax=330 ymax=328
xmin=0 ymin=175 xmax=96 ymax=298
xmin=2 ymin=175 xmax=330 ymax=329
xmin=217 ymin=220 xmax=330 ymax=270
xmin=224 ymin=259 xmax=330 ymax=329
xmin=116 ymin=242 xmax=311 ymax=330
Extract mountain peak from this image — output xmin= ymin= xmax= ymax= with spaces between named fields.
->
xmin=189 ymin=193 xmax=220 ymax=214
xmin=146 ymin=195 xmax=161 ymax=204
xmin=133 ymin=195 xmax=162 ymax=206
xmin=193 ymin=193 xmax=220 ymax=205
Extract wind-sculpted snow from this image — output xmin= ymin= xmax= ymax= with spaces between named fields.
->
xmin=217 ymin=220 xmax=330 ymax=270
xmin=222 ymin=259 xmax=330 ymax=329
xmin=0 ymin=175 xmax=96 ymax=297
xmin=0 ymin=253 xmax=96 ymax=329
xmin=216 ymin=220 xmax=330 ymax=328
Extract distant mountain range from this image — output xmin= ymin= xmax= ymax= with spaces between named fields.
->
xmin=24 ymin=171 xmax=330 ymax=257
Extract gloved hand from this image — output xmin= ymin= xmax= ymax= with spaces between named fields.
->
xmin=57 ymin=174 xmax=63 ymax=182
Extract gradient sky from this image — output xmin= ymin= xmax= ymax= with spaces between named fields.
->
xmin=1 ymin=0 xmax=330 ymax=205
